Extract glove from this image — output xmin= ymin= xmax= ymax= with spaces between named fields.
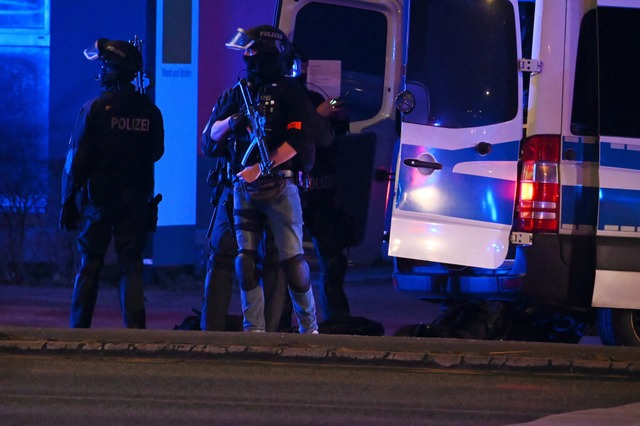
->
xmin=228 ymin=112 xmax=249 ymax=134
xmin=59 ymin=200 xmax=80 ymax=231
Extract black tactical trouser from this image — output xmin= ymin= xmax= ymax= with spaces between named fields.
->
xmin=302 ymin=190 xmax=352 ymax=321
xmin=71 ymin=197 xmax=148 ymax=329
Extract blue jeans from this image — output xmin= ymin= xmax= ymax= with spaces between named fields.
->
xmin=201 ymin=184 xmax=284 ymax=331
xmin=233 ymin=179 xmax=304 ymax=260
xmin=233 ymin=178 xmax=315 ymax=332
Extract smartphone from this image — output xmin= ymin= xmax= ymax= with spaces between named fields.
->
xmin=330 ymin=91 xmax=350 ymax=106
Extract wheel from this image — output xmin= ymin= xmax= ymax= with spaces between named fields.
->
xmin=597 ymin=308 xmax=640 ymax=346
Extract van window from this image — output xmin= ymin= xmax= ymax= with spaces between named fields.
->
xmin=292 ymin=3 xmax=387 ymax=122
xmin=404 ymin=0 xmax=518 ymax=128
xmin=572 ymin=7 xmax=640 ymax=138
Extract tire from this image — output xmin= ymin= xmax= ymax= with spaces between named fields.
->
xmin=597 ymin=308 xmax=640 ymax=346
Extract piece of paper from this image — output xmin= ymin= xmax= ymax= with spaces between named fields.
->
xmin=306 ymin=59 xmax=342 ymax=99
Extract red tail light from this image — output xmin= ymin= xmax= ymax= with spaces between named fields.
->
xmin=517 ymin=135 xmax=560 ymax=232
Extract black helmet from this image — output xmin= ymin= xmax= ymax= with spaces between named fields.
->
xmin=84 ymin=38 xmax=142 ymax=86
xmin=226 ymin=25 xmax=292 ymax=85
xmin=225 ymin=25 xmax=290 ymax=56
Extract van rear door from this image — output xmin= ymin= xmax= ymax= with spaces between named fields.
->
xmin=589 ymin=1 xmax=640 ymax=308
xmin=388 ymin=0 xmax=523 ymax=269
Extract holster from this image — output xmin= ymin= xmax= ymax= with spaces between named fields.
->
xmin=147 ymin=193 xmax=163 ymax=233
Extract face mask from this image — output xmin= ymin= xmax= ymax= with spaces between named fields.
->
xmin=243 ymin=52 xmax=284 ymax=85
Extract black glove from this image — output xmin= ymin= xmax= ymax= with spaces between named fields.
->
xmin=228 ymin=112 xmax=249 ymax=134
xmin=59 ymin=200 xmax=80 ymax=231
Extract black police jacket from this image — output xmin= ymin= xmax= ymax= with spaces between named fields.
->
xmin=62 ymin=88 xmax=164 ymax=205
xmin=201 ymin=77 xmax=322 ymax=175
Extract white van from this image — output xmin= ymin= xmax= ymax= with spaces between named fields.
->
xmin=277 ymin=0 xmax=640 ymax=346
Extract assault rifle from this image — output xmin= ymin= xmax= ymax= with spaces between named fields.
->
xmin=234 ymin=78 xmax=274 ymax=176
xmin=205 ymin=161 xmax=229 ymax=239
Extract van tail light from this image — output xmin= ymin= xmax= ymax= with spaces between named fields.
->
xmin=517 ymin=135 xmax=560 ymax=233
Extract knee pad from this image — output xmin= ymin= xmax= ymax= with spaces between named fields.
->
xmin=282 ymin=254 xmax=310 ymax=293
xmin=236 ymin=250 xmax=258 ymax=291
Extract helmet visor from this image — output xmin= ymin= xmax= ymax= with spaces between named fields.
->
xmin=83 ymin=38 xmax=109 ymax=61
xmin=225 ymin=28 xmax=255 ymax=51
xmin=83 ymin=42 xmax=101 ymax=60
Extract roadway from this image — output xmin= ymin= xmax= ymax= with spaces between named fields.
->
xmin=1 ymin=264 xmax=640 ymax=423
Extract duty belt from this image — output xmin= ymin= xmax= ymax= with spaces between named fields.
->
xmin=274 ymin=169 xmax=294 ymax=178
xmin=231 ymin=169 xmax=295 ymax=182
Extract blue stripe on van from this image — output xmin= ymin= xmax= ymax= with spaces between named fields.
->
xmin=562 ymin=140 xmax=598 ymax=162
xmin=601 ymin=142 xmax=640 ymax=170
xmin=599 ymin=187 xmax=640 ymax=230
xmin=396 ymin=141 xmax=519 ymax=225
xmin=561 ymin=185 xmax=598 ymax=227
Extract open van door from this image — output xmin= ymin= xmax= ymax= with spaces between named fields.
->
xmin=388 ymin=0 xmax=523 ymax=269
xmin=589 ymin=1 xmax=640 ymax=313
xmin=275 ymin=0 xmax=404 ymax=265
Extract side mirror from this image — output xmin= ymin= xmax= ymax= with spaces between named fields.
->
xmin=395 ymin=90 xmax=416 ymax=114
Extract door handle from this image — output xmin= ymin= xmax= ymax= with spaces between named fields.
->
xmin=403 ymin=158 xmax=443 ymax=170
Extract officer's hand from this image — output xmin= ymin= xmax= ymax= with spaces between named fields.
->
xmin=59 ymin=201 xmax=80 ymax=232
xmin=236 ymin=163 xmax=261 ymax=184
xmin=317 ymin=99 xmax=348 ymax=121
xmin=228 ymin=112 xmax=250 ymax=134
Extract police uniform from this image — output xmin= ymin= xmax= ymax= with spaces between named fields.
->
xmin=210 ymin=25 xmax=324 ymax=334
xmin=210 ymin=79 xmax=318 ymax=332
xmin=61 ymin=39 xmax=164 ymax=329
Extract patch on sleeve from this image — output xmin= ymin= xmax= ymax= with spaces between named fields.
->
xmin=287 ymin=121 xmax=302 ymax=130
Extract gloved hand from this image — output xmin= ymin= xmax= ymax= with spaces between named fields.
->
xmin=228 ymin=112 xmax=249 ymax=134
xmin=59 ymin=200 xmax=80 ymax=231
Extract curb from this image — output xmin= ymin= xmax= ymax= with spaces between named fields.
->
xmin=1 ymin=326 xmax=639 ymax=376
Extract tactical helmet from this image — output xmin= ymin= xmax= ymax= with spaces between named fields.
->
xmin=226 ymin=25 xmax=292 ymax=84
xmin=84 ymin=38 xmax=142 ymax=85
xmin=226 ymin=25 xmax=290 ymax=56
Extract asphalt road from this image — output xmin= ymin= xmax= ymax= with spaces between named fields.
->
xmin=2 ymin=350 xmax=640 ymax=425
xmin=2 ymin=265 xmax=639 ymax=424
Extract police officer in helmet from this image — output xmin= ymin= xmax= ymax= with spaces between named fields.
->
xmin=206 ymin=25 xmax=325 ymax=333
xmin=59 ymin=38 xmax=164 ymax=328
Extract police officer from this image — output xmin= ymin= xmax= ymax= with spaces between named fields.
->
xmin=300 ymin=80 xmax=353 ymax=322
xmin=207 ymin=25 xmax=325 ymax=333
xmin=59 ymin=38 xmax=164 ymax=329
xmin=200 ymin=133 xmax=285 ymax=332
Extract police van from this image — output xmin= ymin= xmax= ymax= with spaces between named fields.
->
xmin=276 ymin=0 xmax=640 ymax=346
